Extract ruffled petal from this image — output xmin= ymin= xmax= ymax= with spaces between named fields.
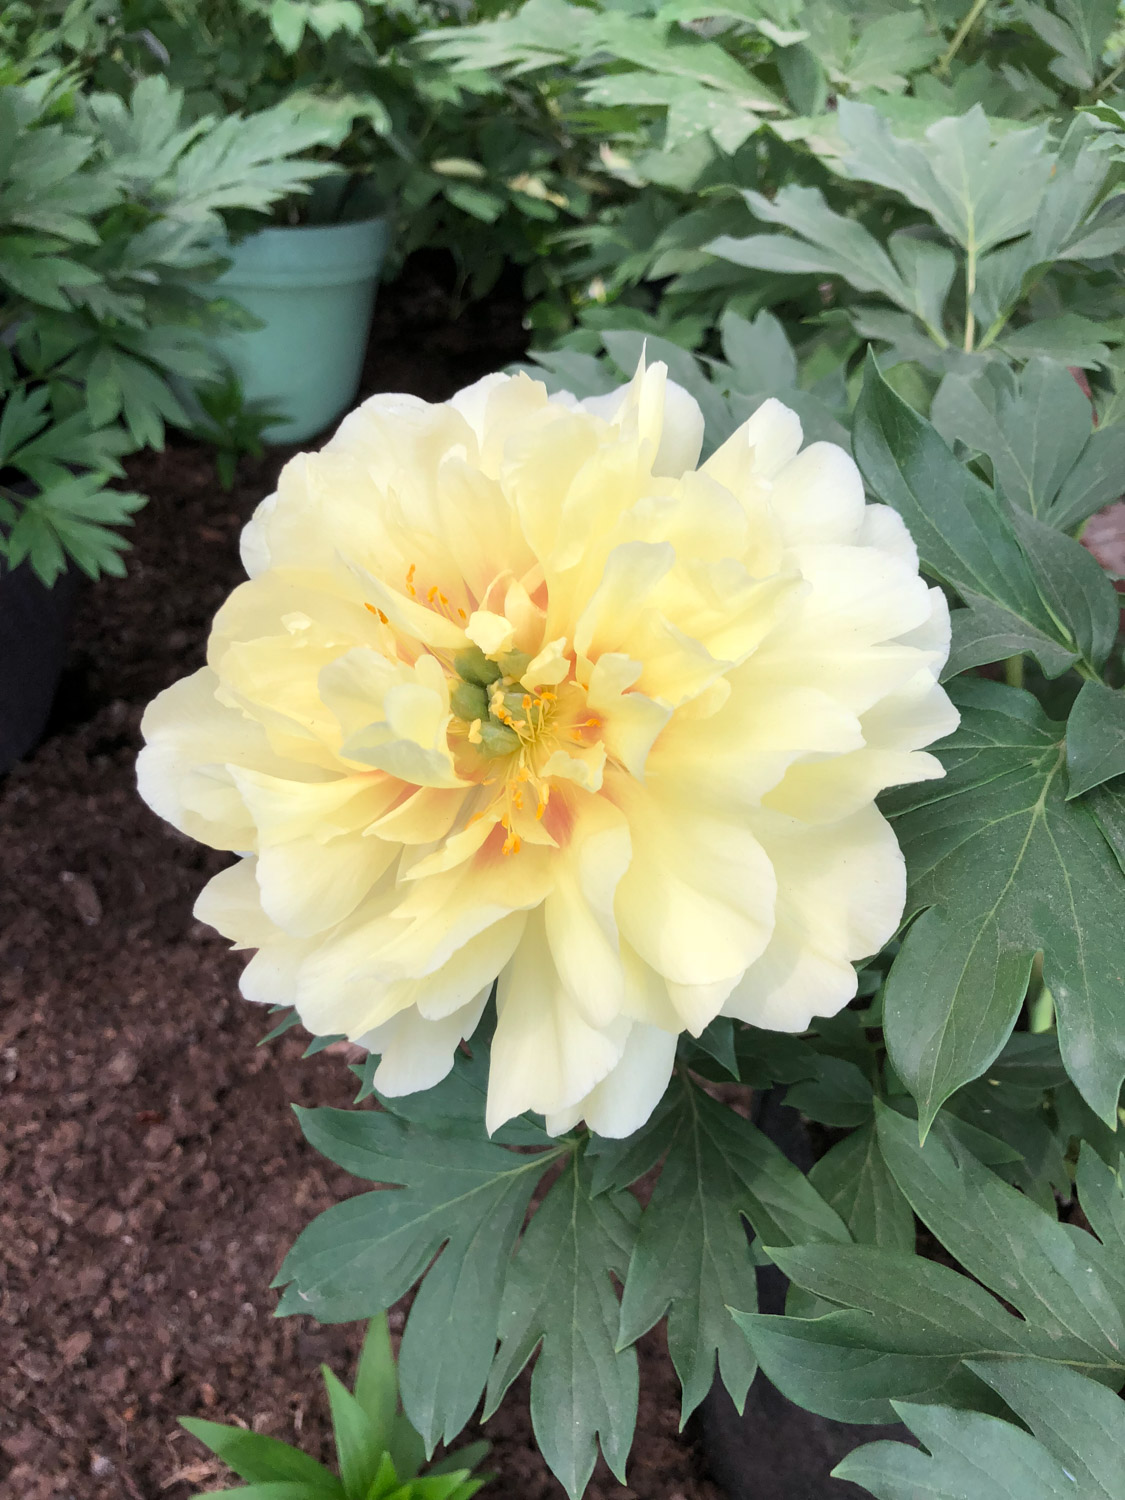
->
xmin=725 ymin=805 xmax=905 ymax=1031
xmin=489 ymin=910 xmax=631 ymax=1133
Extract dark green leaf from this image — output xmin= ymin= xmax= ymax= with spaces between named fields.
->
xmin=885 ymin=677 xmax=1125 ymax=1125
xmin=807 ymin=1121 xmax=916 ymax=1252
xmin=943 ymin=592 xmax=1079 ymax=681
xmin=834 ymin=1393 xmax=1085 ymax=1499
xmin=997 ymin=315 xmax=1113 ymax=370
xmin=786 ymin=1056 xmax=873 ymax=1129
xmin=883 ymin=906 xmax=1032 ymax=1138
xmin=1067 ymin=680 xmax=1125 ymax=799
xmin=739 ymin=1116 xmax=1125 ymax=1426
xmin=876 ymin=1107 xmax=1125 ymax=1372
xmin=1088 ymin=776 xmax=1125 ymax=876
xmin=484 ymin=1152 xmax=639 ymax=1500
xmin=970 ymin=1354 xmax=1125 ymax=1499
xmin=853 ymin=355 xmax=1059 ymax=640
xmin=1008 ymin=506 xmax=1119 ymax=672
xmin=1047 ymin=421 xmax=1125 ymax=532
xmin=276 ymin=1109 xmax=564 ymax=1454
xmin=931 ymin=360 xmax=1092 ymax=517
xmin=614 ymin=1075 xmax=848 ymax=1423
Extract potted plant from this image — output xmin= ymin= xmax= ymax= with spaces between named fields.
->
xmin=211 ymin=174 xmax=391 ymax=444
xmin=0 ymin=59 xmax=336 ymax=772
xmin=74 ymin=0 xmax=593 ymax=426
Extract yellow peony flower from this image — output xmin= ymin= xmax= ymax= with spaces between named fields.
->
xmin=138 ymin=360 xmax=956 ymax=1137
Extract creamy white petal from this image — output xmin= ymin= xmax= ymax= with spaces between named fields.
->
xmin=366 ymin=988 xmax=491 ymax=1097
xmin=545 ymin=1022 xmax=678 ymax=1138
xmin=611 ymin=772 xmax=777 ymax=990
xmin=489 ymin=911 xmax=631 ymax=1133
xmin=725 ymin=805 xmax=905 ymax=1030
xmin=771 ymin=441 xmax=866 ymax=547
xmin=138 ymin=667 xmax=286 ymax=850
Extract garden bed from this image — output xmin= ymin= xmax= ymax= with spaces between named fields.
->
xmin=0 ymin=255 xmax=724 ymax=1500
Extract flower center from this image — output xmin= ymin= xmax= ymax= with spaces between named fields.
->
xmin=447 ymin=644 xmax=602 ymax=855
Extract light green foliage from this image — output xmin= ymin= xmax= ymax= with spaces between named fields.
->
xmin=180 ymin=1314 xmax=488 ymax=1499
xmin=0 ymin=70 xmax=335 ymax=581
xmin=21 ymin=0 xmax=596 ymax=308
xmin=424 ymin=0 xmax=1125 ymax=349
xmin=712 ymin=104 xmax=1125 ymax=375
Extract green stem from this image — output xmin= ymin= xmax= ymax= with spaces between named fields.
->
xmin=976 ymin=313 xmax=1010 ymax=352
xmin=963 ymin=238 xmax=977 ymax=353
xmin=1094 ymin=58 xmax=1125 ymax=100
xmin=1004 ymin=655 xmax=1024 ymax=690
xmin=939 ymin=0 xmax=989 ymax=75
xmin=1029 ymin=984 xmax=1055 ymax=1034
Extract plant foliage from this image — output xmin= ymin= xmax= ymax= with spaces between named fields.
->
xmin=181 ymin=1313 xmax=490 ymax=1499
xmin=0 ymin=69 xmax=335 ymax=582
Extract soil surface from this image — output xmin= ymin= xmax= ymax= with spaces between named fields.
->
xmin=0 ymin=255 xmax=724 ymax=1500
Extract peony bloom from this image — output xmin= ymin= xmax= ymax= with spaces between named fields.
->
xmin=138 ymin=360 xmax=956 ymax=1137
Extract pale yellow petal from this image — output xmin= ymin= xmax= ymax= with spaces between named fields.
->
xmin=488 ymin=910 xmax=631 ymax=1132
xmin=138 ymin=667 xmax=283 ymax=850
xmin=611 ymin=771 xmax=777 ymax=989
xmin=547 ymin=1022 xmax=678 ymax=1138
xmin=542 ymin=794 xmax=632 ymax=1027
xmin=725 ymin=804 xmax=905 ymax=1031
xmin=367 ymin=990 xmax=490 ymax=1097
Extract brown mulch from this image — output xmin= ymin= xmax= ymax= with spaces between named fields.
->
xmin=0 ymin=255 xmax=724 ymax=1500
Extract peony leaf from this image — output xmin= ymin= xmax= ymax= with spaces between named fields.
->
xmin=737 ymin=1118 xmax=1125 ymax=1426
xmin=883 ymin=677 xmax=1125 ymax=1129
xmin=996 ymin=314 xmax=1114 ymax=370
xmin=1066 ymin=681 xmax=1125 ymax=800
xmin=837 ymin=103 xmax=1052 ymax=257
xmin=943 ymin=592 xmax=1079 ymax=681
xmin=854 ymin=354 xmax=1060 ymax=636
xmin=857 ymin=354 xmax=1115 ymax=679
xmin=1046 ymin=419 xmax=1125 ymax=532
xmin=962 ymin=1355 xmax=1125 ymax=1498
xmin=875 ymin=1109 xmax=1125 ymax=1352
xmin=807 ymin=1121 xmax=915 ymax=1252
xmin=482 ymin=1151 xmax=639 ymax=1500
xmin=275 ymin=1108 xmax=567 ymax=1454
xmin=708 ymin=184 xmax=913 ymax=306
xmin=930 ymin=358 xmax=1092 ymax=518
xmin=608 ymin=1074 xmax=849 ymax=1423
xmin=834 ymin=1380 xmax=1098 ymax=1499
xmin=1088 ymin=775 xmax=1125 ymax=876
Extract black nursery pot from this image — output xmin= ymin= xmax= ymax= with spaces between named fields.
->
xmin=698 ymin=1092 xmax=909 ymax=1499
xmin=0 ymin=560 xmax=78 ymax=774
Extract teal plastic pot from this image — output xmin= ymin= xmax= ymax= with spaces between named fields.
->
xmin=213 ymin=209 xmax=390 ymax=444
